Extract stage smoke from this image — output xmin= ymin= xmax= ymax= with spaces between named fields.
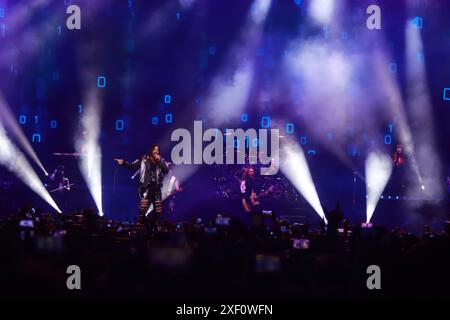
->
xmin=204 ymin=0 xmax=272 ymax=126
xmin=205 ymin=62 xmax=255 ymax=126
xmin=283 ymin=38 xmax=367 ymax=176
xmin=0 ymin=0 xmax=58 ymax=68
xmin=365 ymin=152 xmax=392 ymax=223
xmin=141 ymin=0 xmax=196 ymax=39
xmin=179 ymin=0 xmax=196 ymax=9
xmin=0 ymin=122 xmax=61 ymax=213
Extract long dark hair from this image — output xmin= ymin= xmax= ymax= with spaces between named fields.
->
xmin=241 ymin=166 xmax=254 ymax=180
xmin=149 ymin=144 xmax=160 ymax=156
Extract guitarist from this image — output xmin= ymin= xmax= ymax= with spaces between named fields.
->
xmin=241 ymin=167 xmax=259 ymax=214
xmin=49 ymin=165 xmax=71 ymax=211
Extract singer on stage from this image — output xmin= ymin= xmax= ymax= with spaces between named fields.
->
xmin=114 ymin=144 xmax=169 ymax=225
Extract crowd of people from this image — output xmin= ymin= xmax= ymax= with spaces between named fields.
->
xmin=0 ymin=205 xmax=449 ymax=300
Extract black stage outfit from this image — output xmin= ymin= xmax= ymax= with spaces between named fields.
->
xmin=241 ymin=176 xmax=255 ymax=205
xmin=121 ymin=156 xmax=169 ymax=222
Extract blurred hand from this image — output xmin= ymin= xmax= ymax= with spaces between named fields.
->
xmin=114 ymin=159 xmax=124 ymax=166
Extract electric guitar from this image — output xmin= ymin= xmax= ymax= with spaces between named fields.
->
xmin=49 ymin=183 xmax=74 ymax=193
xmin=242 ymin=185 xmax=275 ymax=213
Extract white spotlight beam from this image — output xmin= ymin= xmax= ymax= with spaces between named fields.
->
xmin=0 ymin=93 xmax=48 ymax=176
xmin=308 ymin=0 xmax=336 ymax=25
xmin=365 ymin=152 xmax=392 ymax=223
xmin=75 ymin=88 xmax=103 ymax=216
xmin=405 ymin=21 xmax=442 ymax=198
xmin=0 ymin=123 xmax=61 ymax=213
xmin=250 ymin=0 xmax=272 ymax=25
xmin=280 ymin=139 xmax=326 ymax=222
xmin=373 ymin=50 xmax=423 ymax=186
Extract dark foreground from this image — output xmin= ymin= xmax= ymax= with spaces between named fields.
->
xmin=1 ymin=206 xmax=450 ymax=300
